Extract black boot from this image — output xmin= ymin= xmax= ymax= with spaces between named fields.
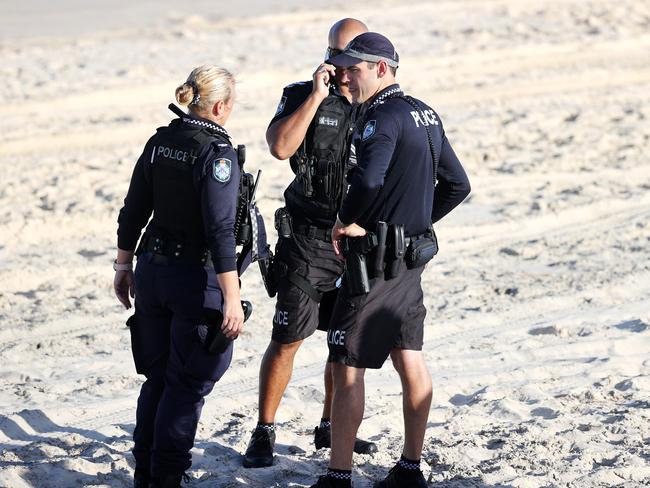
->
xmin=133 ymin=468 xmax=150 ymax=488
xmin=374 ymin=465 xmax=427 ymax=488
xmin=310 ymin=476 xmax=334 ymax=487
xmin=242 ymin=425 xmax=275 ymax=468
xmin=314 ymin=425 xmax=378 ymax=455
xmin=310 ymin=475 xmax=352 ymax=487
xmin=150 ymin=473 xmax=189 ymax=488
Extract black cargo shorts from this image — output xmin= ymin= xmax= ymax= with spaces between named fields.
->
xmin=271 ymin=234 xmax=345 ymax=344
xmin=327 ymin=264 xmax=427 ymax=369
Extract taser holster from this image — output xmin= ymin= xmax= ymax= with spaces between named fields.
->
xmin=373 ymin=221 xmax=388 ymax=279
xmin=385 ymin=224 xmax=406 ymax=279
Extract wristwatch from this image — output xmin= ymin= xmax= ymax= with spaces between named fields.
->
xmin=113 ymin=260 xmax=133 ymax=272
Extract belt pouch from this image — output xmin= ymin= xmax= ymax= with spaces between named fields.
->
xmin=274 ymin=207 xmax=292 ymax=238
xmin=405 ymin=229 xmax=438 ymax=268
xmin=314 ymin=159 xmax=330 ymax=199
xmin=298 ymin=157 xmax=314 ymax=197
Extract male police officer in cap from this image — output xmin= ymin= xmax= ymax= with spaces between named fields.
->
xmin=310 ymin=33 xmax=471 ymax=488
xmin=243 ymin=19 xmax=378 ymax=468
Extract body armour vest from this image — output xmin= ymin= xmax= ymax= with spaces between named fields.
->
xmin=146 ymin=118 xmax=230 ymax=246
xmin=285 ymin=91 xmax=353 ymax=226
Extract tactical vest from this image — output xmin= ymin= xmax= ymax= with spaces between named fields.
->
xmin=146 ymin=107 xmax=260 ymax=254
xmin=146 ymin=119 xmax=207 ymax=244
xmin=146 ymin=112 xmax=244 ymax=245
xmin=285 ymin=92 xmax=353 ymax=221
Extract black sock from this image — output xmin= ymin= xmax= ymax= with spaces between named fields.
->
xmin=326 ymin=468 xmax=352 ymax=487
xmin=319 ymin=417 xmax=331 ymax=429
xmin=256 ymin=422 xmax=275 ymax=432
xmin=396 ymin=455 xmax=421 ymax=473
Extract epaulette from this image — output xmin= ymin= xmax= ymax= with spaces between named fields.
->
xmin=285 ymin=81 xmax=309 ymax=89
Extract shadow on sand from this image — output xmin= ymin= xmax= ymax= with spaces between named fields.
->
xmin=0 ymin=409 xmax=134 ymax=487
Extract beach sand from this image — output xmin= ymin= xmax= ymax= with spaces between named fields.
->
xmin=1 ymin=0 xmax=649 ymax=486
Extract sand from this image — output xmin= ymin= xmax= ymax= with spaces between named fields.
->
xmin=1 ymin=0 xmax=649 ymax=486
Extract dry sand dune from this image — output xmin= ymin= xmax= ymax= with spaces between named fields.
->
xmin=1 ymin=0 xmax=649 ymax=486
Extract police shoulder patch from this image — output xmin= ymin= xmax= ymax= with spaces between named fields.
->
xmin=212 ymin=158 xmax=232 ymax=182
xmin=275 ymin=96 xmax=287 ymax=116
xmin=362 ymin=120 xmax=376 ymax=141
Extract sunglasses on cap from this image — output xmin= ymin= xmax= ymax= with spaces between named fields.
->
xmin=325 ymin=47 xmax=343 ymax=61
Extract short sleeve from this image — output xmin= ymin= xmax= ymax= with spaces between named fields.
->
xmin=268 ymin=81 xmax=313 ymax=127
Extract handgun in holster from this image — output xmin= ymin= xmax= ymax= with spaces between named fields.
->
xmin=203 ymin=301 xmax=253 ymax=354
xmin=342 ymin=233 xmax=378 ymax=295
xmin=385 ymin=224 xmax=406 ymax=279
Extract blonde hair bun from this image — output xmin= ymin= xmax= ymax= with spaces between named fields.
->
xmin=175 ymin=82 xmax=195 ymax=106
xmin=174 ymin=65 xmax=235 ymax=113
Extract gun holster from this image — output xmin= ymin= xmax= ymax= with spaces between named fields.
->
xmin=258 ymin=247 xmax=277 ymax=298
xmin=342 ymin=233 xmax=378 ymax=295
xmin=203 ymin=301 xmax=253 ymax=354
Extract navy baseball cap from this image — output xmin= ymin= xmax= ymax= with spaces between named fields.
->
xmin=327 ymin=32 xmax=399 ymax=68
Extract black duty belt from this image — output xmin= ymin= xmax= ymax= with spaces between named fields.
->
xmin=292 ymin=224 xmax=332 ymax=242
xmin=405 ymin=231 xmax=431 ymax=246
xmin=341 ymin=223 xmax=437 ymax=294
xmin=138 ymin=234 xmax=212 ymax=266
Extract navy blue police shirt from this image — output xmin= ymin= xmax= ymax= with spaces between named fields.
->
xmin=117 ymin=114 xmax=240 ymax=274
xmin=338 ymin=84 xmax=470 ymax=236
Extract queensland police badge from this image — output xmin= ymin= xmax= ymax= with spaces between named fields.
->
xmin=362 ymin=120 xmax=376 ymax=141
xmin=213 ymin=158 xmax=232 ymax=182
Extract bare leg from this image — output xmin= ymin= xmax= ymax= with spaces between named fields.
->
xmin=258 ymin=339 xmax=304 ymax=423
xmin=390 ymin=348 xmax=432 ymax=460
xmin=329 ymin=362 xmax=366 ymax=470
xmin=321 ymin=361 xmax=333 ymax=419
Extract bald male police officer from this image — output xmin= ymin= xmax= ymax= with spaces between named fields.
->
xmin=310 ymin=33 xmax=471 ymax=488
xmin=243 ymin=19 xmax=378 ymax=468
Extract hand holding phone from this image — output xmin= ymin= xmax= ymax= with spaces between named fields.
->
xmin=312 ymin=63 xmax=336 ymax=100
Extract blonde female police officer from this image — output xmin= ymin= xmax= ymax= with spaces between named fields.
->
xmin=114 ymin=66 xmax=246 ymax=488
